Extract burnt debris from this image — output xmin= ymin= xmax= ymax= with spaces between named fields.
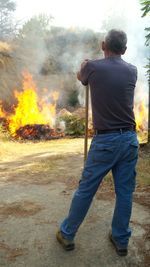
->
xmin=15 ymin=124 xmax=63 ymax=140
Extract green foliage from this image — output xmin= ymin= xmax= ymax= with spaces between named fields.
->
xmin=67 ymin=90 xmax=79 ymax=107
xmin=141 ymin=1 xmax=150 ymax=46
xmin=0 ymin=0 xmax=15 ymax=11
xmin=141 ymin=0 xmax=150 ymax=17
xmin=145 ymin=27 xmax=150 ymax=46
xmin=59 ymin=115 xmax=85 ymax=136
xmin=145 ymin=59 xmax=150 ymax=81
xmin=140 ymin=0 xmax=150 ymax=88
xmin=0 ymin=0 xmax=16 ymax=39
xmin=18 ymin=14 xmax=53 ymax=39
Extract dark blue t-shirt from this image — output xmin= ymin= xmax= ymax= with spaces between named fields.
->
xmin=80 ymin=56 xmax=137 ymax=130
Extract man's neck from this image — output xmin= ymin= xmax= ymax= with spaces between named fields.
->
xmin=104 ymin=51 xmax=121 ymax=58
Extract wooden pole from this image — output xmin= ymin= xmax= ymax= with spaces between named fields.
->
xmin=84 ymin=85 xmax=89 ymax=163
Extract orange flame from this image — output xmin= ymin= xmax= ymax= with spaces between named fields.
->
xmin=8 ymin=71 xmax=59 ymax=136
xmin=135 ymin=100 xmax=148 ymax=132
xmin=0 ymin=102 xmax=5 ymax=117
xmin=0 ymin=71 xmax=148 ymax=143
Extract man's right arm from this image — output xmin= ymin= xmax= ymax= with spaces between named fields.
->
xmin=77 ymin=59 xmax=94 ymax=86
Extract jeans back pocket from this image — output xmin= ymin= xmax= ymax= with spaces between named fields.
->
xmin=127 ymin=140 xmax=139 ymax=162
xmin=93 ymin=143 xmax=116 ymax=163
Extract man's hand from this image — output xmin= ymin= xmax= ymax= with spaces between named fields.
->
xmin=77 ymin=59 xmax=89 ymax=81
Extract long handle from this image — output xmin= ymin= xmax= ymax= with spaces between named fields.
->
xmin=84 ymin=85 xmax=89 ymax=163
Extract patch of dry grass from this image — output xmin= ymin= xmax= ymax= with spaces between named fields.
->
xmin=0 ymin=139 xmax=149 ymax=188
xmin=0 ymin=138 xmax=86 ymax=161
xmin=0 ymin=42 xmax=11 ymax=53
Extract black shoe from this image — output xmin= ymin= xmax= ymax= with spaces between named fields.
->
xmin=56 ymin=230 xmax=75 ymax=251
xmin=109 ymin=232 xmax=128 ymax=256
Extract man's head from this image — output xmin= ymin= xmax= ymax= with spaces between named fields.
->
xmin=102 ymin=29 xmax=127 ymax=57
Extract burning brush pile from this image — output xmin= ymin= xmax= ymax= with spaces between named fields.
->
xmin=0 ymin=71 xmax=64 ymax=140
xmin=0 ymin=71 xmax=149 ymax=143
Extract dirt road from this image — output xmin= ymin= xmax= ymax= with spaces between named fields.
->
xmin=0 ymin=139 xmax=149 ymax=267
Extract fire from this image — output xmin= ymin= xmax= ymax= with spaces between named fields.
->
xmin=8 ymin=71 xmax=59 ymax=136
xmin=0 ymin=102 xmax=5 ymax=117
xmin=134 ymin=100 xmax=148 ymax=143
xmin=0 ymin=72 xmax=148 ymax=143
xmin=135 ymin=100 xmax=148 ymax=132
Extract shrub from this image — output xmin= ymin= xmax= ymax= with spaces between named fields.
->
xmin=67 ymin=90 xmax=79 ymax=107
xmin=59 ymin=114 xmax=85 ymax=136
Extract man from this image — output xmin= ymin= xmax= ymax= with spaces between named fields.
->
xmin=56 ymin=29 xmax=139 ymax=256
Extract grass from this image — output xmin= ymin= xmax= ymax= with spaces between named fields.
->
xmin=0 ymin=138 xmax=150 ymax=188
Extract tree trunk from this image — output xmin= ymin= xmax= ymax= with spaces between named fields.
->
xmin=148 ymin=58 xmax=150 ymax=143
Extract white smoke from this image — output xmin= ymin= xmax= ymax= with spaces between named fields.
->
xmin=102 ymin=0 xmax=149 ymax=132
xmin=13 ymin=0 xmax=150 ymax=114
xmin=77 ymin=0 xmax=149 ymax=131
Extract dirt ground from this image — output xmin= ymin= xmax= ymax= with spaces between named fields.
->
xmin=0 ymin=139 xmax=150 ymax=267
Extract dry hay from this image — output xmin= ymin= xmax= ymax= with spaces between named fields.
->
xmin=73 ymin=107 xmax=86 ymax=118
xmin=0 ymin=41 xmax=12 ymax=53
xmin=57 ymin=108 xmax=72 ymax=117
xmin=0 ymin=41 xmax=21 ymax=103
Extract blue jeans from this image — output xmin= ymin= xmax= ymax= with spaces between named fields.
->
xmin=60 ymin=131 xmax=139 ymax=248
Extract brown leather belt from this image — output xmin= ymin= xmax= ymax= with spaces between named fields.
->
xmin=95 ymin=126 xmax=136 ymax=135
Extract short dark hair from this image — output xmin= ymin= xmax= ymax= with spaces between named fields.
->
xmin=105 ymin=29 xmax=127 ymax=54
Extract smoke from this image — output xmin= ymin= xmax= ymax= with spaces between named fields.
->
xmin=108 ymin=0 xmax=149 ymax=130
xmin=37 ymin=27 xmax=102 ymax=107
xmin=76 ymin=0 xmax=149 ymax=128
xmin=14 ymin=33 xmax=49 ymax=75
xmin=0 ymin=0 xmax=149 ymax=118
xmin=102 ymin=0 xmax=149 ymax=91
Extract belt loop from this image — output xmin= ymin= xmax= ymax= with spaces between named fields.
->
xmin=120 ymin=129 xmax=122 ymax=134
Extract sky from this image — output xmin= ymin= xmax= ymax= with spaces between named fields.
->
xmin=15 ymin=0 xmax=147 ymax=31
xmin=15 ymin=0 xmax=109 ymax=29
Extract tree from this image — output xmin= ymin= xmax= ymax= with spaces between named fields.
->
xmin=141 ymin=0 xmax=150 ymax=46
xmin=140 ymin=0 xmax=150 ymax=142
xmin=141 ymin=0 xmax=150 ymax=16
xmin=0 ymin=0 xmax=16 ymax=40
xmin=14 ymin=14 xmax=53 ymax=74
xmin=18 ymin=14 xmax=53 ymax=39
xmin=67 ymin=90 xmax=79 ymax=107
